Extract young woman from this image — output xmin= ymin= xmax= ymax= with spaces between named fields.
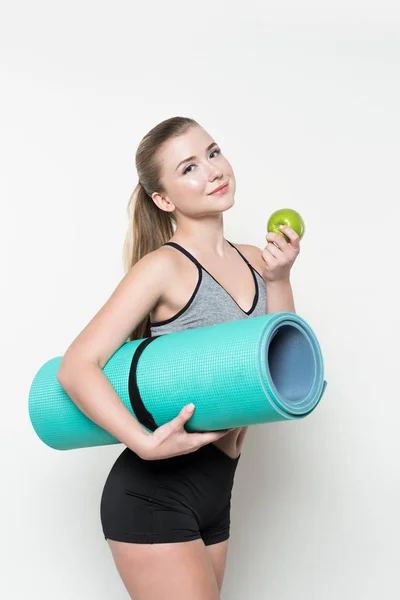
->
xmin=57 ymin=116 xmax=300 ymax=599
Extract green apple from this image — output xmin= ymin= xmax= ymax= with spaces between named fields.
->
xmin=267 ymin=208 xmax=305 ymax=242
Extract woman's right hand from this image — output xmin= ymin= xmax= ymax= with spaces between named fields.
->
xmin=136 ymin=403 xmax=234 ymax=460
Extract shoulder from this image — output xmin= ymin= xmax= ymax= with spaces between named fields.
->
xmin=133 ymin=243 xmax=183 ymax=281
xmin=231 ymin=242 xmax=265 ymax=278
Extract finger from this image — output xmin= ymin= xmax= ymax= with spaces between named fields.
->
xmin=279 ymin=226 xmax=300 ymax=248
xmin=264 ymin=242 xmax=280 ymax=259
xmin=261 ymin=247 xmax=278 ymax=265
xmin=219 ymin=428 xmax=235 ymax=436
xmin=190 ymin=429 xmax=234 ymax=447
xmin=266 ymin=231 xmax=288 ymax=250
xmin=201 ymin=428 xmax=234 ymax=435
xmin=164 ymin=404 xmax=195 ymax=433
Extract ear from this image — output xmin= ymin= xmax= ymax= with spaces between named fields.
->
xmin=151 ymin=191 xmax=175 ymax=213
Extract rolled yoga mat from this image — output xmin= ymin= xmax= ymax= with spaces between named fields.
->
xmin=29 ymin=311 xmax=327 ymax=451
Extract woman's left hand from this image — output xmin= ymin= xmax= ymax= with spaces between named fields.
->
xmin=261 ymin=226 xmax=301 ymax=283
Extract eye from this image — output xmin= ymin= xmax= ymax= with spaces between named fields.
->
xmin=209 ymin=147 xmax=221 ymax=159
xmin=183 ymin=164 xmax=195 ymax=175
xmin=182 ymin=147 xmax=222 ymax=175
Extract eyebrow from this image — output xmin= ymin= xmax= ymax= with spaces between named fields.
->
xmin=175 ymin=142 xmax=218 ymax=172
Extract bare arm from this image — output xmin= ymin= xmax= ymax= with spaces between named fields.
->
xmin=265 ymin=279 xmax=296 ymax=313
xmin=57 ymin=249 xmax=232 ymax=460
xmin=56 ymin=250 xmax=170 ymax=455
xmin=58 ymin=360 xmax=153 ymax=454
xmin=236 ymin=242 xmax=296 ymax=314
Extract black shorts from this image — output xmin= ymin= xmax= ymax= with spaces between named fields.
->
xmin=100 ymin=443 xmax=240 ymax=546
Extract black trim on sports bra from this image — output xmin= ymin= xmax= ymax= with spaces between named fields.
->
xmin=165 ymin=240 xmax=259 ymax=314
xmin=150 ymin=240 xmax=263 ymax=327
xmin=151 ymin=260 xmax=203 ymax=328
xmin=226 ymin=241 xmax=264 ymax=281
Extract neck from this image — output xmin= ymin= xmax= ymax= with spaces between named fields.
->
xmin=172 ymin=216 xmax=229 ymax=257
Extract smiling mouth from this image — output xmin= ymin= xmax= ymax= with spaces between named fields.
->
xmin=210 ymin=183 xmax=229 ymax=195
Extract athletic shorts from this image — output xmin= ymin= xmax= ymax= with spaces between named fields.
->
xmin=100 ymin=443 xmax=240 ymax=546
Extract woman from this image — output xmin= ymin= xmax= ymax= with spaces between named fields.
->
xmin=57 ymin=116 xmax=300 ymax=599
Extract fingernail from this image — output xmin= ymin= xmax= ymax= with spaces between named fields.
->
xmin=187 ymin=403 xmax=195 ymax=411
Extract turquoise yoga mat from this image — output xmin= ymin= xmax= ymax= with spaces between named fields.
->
xmin=29 ymin=312 xmax=327 ymax=451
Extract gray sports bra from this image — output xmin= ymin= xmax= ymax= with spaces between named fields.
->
xmin=150 ymin=240 xmax=267 ymax=336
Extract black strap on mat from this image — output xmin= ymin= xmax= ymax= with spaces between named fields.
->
xmin=128 ymin=335 xmax=163 ymax=432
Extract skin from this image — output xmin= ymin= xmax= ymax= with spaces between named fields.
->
xmin=151 ymin=125 xmax=299 ymax=281
xmin=150 ymin=126 xmax=247 ymax=460
xmin=151 ymin=125 xmax=236 ymax=257
xmin=107 ymin=126 xmax=301 ymax=599
xmin=108 ymin=127 xmax=237 ymax=599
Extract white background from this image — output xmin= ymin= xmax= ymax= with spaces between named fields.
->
xmin=1 ymin=1 xmax=399 ymax=598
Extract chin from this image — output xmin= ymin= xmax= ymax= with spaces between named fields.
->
xmin=215 ymin=196 xmax=234 ymax=211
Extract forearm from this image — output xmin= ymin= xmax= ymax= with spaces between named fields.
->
xmin=57 ymin=360 xmax=150 ymax=454
xmin=266 ymin=279 xmax=296 ymax=314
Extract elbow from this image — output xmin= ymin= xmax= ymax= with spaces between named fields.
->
xmin=56 ymin=356 xmax=94 ymax=385
xmin=56 ymin=360 xmax=72 ymax=386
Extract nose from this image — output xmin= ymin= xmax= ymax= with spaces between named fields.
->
xmin=207 ymin=163 xmax=223 ymax=180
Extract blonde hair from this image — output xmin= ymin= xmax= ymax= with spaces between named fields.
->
xmin=123 ymin=116 xmax=200 ymax=341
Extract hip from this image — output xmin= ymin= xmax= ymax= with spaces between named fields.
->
xmin=102 ymin=443 xmax=240 ymax=509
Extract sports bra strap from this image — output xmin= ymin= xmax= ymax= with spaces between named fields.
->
xmin=163 ymin=240 xmax=251 ymax=268
xmin=163 ymin=242 xmax=201 ymax=268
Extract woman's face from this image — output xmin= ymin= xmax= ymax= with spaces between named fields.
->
xmin=152 ymin=126 xmax=236 ymax=218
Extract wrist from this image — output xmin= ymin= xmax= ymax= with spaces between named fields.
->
xmin=265 ymin=278 xmax=296 ymax=314
xmin=130 ymin=428 xmax=152 ymax=459
xmin=266 ymin=277 xmax=291 ymax=287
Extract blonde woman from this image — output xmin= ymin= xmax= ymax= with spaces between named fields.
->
xmin=57 ymin=116 xmax=300 ymax=599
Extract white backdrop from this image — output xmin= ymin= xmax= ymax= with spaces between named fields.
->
xmin=2 ymin=1 xmax=399 ymax=598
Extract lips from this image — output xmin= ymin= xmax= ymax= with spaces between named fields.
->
xmin=209 ymin=183 xmax=229 ymax=195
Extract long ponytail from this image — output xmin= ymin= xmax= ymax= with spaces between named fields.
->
xmin=122 ymin=116 xmax=199 ymax=341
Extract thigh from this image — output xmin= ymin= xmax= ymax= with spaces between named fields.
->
xmin=205 ymin=540 xmax=229 ymax=592
xmin=107 ymin=538 xmax=220 ymax=600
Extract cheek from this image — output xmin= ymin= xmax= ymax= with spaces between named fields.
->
xmin=224 ymin=158 xmax=235 ymax=177
xmin=180 ymin=178 xmax=204 ymax=194
xmin=172 ymin=179 xmax=204 ymax=207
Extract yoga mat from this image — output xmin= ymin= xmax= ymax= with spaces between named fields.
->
xmin=29 ymin=312 xmax=327 ymax=451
